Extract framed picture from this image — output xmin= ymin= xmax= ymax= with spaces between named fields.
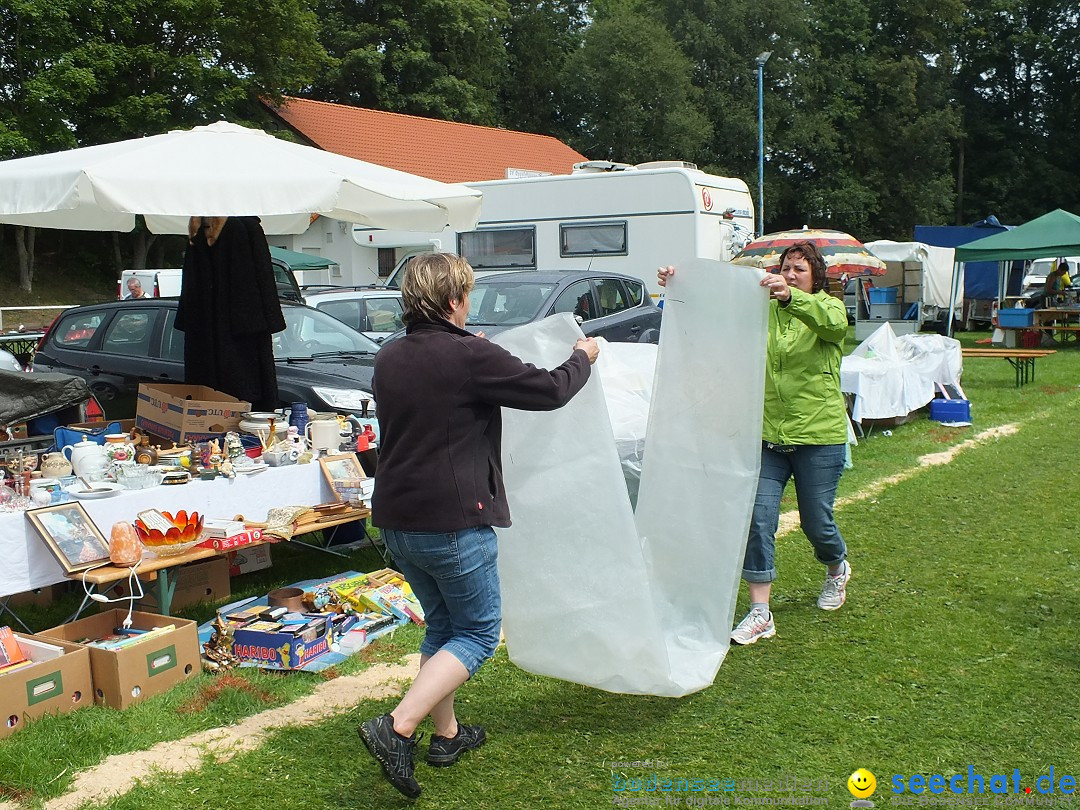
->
xmin=26 ymin=501 xmax=112 ymax=574
xmin=319 ymin=453 xmax=368 ymax=502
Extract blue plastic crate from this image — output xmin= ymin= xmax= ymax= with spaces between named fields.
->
xmin=930 ymin=399 xmax=971 ymax=423
xmin=997 ymin=308 xmax=1035 ymax=328
xmin=867 ymin=287 xmax=898 ymax=304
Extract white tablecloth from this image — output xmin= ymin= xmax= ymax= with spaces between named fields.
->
xmin=1 ymin=464 xmax=335 ymax=597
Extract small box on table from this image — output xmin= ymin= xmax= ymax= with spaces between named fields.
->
xmin=929 ymin=399 xmax=971 ymax=423
xmin=135 ymin=383 xmax=249 ymax=444
xmin=0 ymin=633 xmax=92 ymax=738
xmin=39 ymin=609 xmax=200 ymax=709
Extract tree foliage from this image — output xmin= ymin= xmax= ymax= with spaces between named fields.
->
xmin=2 ymin=0 xmax=1080 ymax=288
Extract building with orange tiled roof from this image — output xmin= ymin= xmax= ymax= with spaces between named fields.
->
xmin=266 ymin=96 xmax=587 ymax=183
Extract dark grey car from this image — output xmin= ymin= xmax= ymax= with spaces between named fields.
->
xmin=464 ymin=270 xmax=662 ymax=342
xmin=32 ymin=298 xmax=379 ymax=420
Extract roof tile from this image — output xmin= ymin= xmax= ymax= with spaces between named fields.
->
xmin=270 ymin=97 xmax=588 ymax=183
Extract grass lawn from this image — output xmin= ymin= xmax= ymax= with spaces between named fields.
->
xmin=1 ymin=330 xmax=1078 ymax=809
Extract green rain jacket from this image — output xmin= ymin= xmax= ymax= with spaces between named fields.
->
xmin=762 ymin=288 xmax=849 ymax=446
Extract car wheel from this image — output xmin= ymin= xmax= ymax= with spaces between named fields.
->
xmin=89 ymin=382 xmax=119 ymax=401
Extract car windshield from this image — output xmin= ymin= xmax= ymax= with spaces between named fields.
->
xmin=274 ymin=306 xmax=381 ymax=359
xmin=467 ymin=281 xmax=557 ymax=327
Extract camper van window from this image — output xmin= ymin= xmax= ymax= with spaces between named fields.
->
xmin=458 ymin=227 xmax=536 ymax=269
xmin=560 ymin=222 xmax=628 ymax=257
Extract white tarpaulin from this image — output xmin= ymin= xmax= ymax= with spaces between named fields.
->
xmin=493 ymin=259 xmax=767 ymax=696
xmin=841 ymin=322 xmax=963 ymax=423
xmin=0 ymin=121 xmax=482 ymax=235
xmin=866 ymin=240 xmax=961 ymax=309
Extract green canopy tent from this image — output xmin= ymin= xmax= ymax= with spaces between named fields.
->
xmin=268 ymin=245 xmax=336 ymax=271
xmin=954 ymin=209 xmax=1080 ymax=262
xmin=947 ymin=209 xmax=1080 ymax=334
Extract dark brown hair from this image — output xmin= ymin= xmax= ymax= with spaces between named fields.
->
xmin=779 ymin=241 xmax=828 ymax=293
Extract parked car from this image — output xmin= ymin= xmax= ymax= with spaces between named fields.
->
xmin=302 ymin=286 xmax=405 ymax=342
xmin=32 ymin=299 xmax=379 ymax=420
xmin=460 ymin=270 xmax=662 ymax=342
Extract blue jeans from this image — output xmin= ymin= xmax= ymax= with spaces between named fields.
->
xmin=381 ymin=526 xmax=501 ymax=677
xmin=742 ymin=443 xmax=847 ymax=583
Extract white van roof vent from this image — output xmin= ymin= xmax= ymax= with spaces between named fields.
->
xmin=634 ymin=160 xmax=699 ymax=171
xmin=572 ymin=160 xmax=634 ymax=173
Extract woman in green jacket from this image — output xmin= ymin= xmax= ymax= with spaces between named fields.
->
xmin=658 ymin=240 xmax=851 ymax=647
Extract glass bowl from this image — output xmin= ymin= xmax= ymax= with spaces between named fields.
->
xmin=134 ymin=509 xmax=204 ymax=555
xmin=114 ymin=465 xmax=165 ymax=490
xmin=141 ymin=538 xmax=202 ymax=558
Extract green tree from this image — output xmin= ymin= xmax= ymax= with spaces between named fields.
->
xmin=0 ymin=0 xmax=326 ymax=289
xmin=500 ymin=0 xmax=588 ymax=139
xmin=311 ymin=0 xmax=509 ymax=124
xmin=560 ymin=6 xmax=711 ymax=164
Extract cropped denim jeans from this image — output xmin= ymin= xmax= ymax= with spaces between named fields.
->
xmin=742 ymin=442 xmax=847 ymax=583
xmin=381 ymin=526 xmax=501 ymax=677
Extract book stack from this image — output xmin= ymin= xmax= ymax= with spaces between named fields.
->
xmin=78 ymin=624 xmax=176 ymax=651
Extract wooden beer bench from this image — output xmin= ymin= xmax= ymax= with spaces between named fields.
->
xmin=961 ymin=347 xmax=1055 ymax=388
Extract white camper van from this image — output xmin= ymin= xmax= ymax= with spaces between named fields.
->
xmin=354 ymin=161 xmax=755 ymax=298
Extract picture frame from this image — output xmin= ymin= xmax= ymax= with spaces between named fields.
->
xmin=319 ymin=453 xmax=368 ymax=502
xmin=26 ymin=501 xmax=112 ymax=574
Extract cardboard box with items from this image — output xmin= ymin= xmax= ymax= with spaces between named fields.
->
xmin=0 ymin=628 xmax=93 ymax=739
xmin=40 ymin=609 xmax=201 ymax=710
xmin=135 ymin=383 xmax=249 ymax=444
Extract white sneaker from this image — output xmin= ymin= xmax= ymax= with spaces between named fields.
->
xmin=730 ymin=608 xmax=776 ymax=645
xmin=818 ymin=560 xmax=851 ymax=611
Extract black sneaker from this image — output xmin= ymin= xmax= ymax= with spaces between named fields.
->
xmin=427 ymin=723 xmax=487 ymax=767
xmin=358 ymin=713 xmax=422 ymax=799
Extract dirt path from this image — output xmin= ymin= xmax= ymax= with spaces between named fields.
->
xmin=0 ymin=655 xmax=419 ymax=810
xmin=775 ymin=423 xmax=1018 ymax=537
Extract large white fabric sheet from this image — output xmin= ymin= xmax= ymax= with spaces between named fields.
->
xmin=841 ymin=323 xmax=963 ymax=423
xmin=494 ymin=259 xmax=767 ymax=696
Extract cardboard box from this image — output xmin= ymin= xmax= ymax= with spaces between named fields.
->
xmin=107 ymin=557 xmax=231 ymax=613
xmin=135 ymin=383 xmax=249 ymax=444
xmin=0 ymin=634 xmax=93 ymax=738
xmin=231 ymin=612 xmax=356 ymax=670
xmin=40 ymin=609 xmax=200 ymax=709
xmin=228 ymin=545 xmax=272 ymax=576
xmin=196 ymin=528 xmax=263 ymax=552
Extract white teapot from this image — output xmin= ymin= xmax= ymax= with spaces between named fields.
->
xmin=62 ymin=437 xmax=109 ymax=480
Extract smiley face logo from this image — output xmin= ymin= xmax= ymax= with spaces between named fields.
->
xmin=848 ymin=769 xmax=877 ymax=799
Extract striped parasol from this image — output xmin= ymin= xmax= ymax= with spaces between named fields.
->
xmin=732 ymin=228 xmax=886 ymax=277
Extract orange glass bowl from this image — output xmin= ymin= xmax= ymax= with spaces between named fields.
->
xmin=134 ymin=509 xmax=204 ymax=547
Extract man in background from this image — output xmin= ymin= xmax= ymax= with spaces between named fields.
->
xmin=124 ymin=277 xmax=148 ymax=299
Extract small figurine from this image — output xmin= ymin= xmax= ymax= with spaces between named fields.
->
xmin=202 ymin=614 xmax=241 ymax=672
xmin=224 ymin=431 xmax=245 ymax=460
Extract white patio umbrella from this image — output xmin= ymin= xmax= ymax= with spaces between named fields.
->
xmin=0 ymin=121 xmax=482 ymax=235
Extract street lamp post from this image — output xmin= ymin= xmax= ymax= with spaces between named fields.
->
xmin=755 ymin=51 xmax=772 ymax=236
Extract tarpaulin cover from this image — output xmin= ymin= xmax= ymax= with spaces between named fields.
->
xmin=0 ymin=369 xmax=92 ymax=425
xmin=840 ymin=323 xmax=963 ymax=424
xmin=865 ymin=240 xmax=960 ymax=309
xmin=493 ymin=259 xmax=767 ymax=696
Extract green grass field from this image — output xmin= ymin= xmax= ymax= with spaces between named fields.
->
xmin=1 ymin=330 xmax=1078 ymax=809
